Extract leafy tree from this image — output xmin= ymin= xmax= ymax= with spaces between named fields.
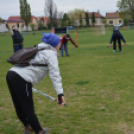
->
xmin=38 ymin=20 xmax=44 ymax=30
xmin=19 ymin=0 xmax=31 ymax=31
xmin=124 ymin=18 xmax=128 ymax=25
xmin=117 ymin=0 xmax=134 ymax=21
xmin=68 ymin=15 xmax=71 ymax=26
xmin=92 ymin=12 xmax=95 ymax=24
xmin=79 ymin=13 xmax=83 ymax=26
xmin=62 ymin=13 xmax=69 ymax=26
xmin=102 ymin=19 xmax=107 ymax=25
xmin=85 ymin=12 xmax=89 ymax=26
xmin=68 ymin=8 xmax=85 ymax=26
xmin=30 ymin=23 xmax=36 ymax=31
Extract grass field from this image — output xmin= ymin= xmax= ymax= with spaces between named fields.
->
xmin=0 ymin=28 xmax=134 ymax=134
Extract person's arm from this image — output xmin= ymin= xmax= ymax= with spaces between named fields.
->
xmin=18 ymin=23 xmax=25 ymax=33
xmin=5 ymin=22 xmax=13 ymax=35
xmin=119 ymin=32 xmax=126 ymax=44
xmin=60 ymin=38 xmax=63 ymax=46
xmin=70 ymin=37 xmax=78 ymax=47
xmin=109 ymin=33 xmax=114 ymax=44
xmin=48 ymin=52 xmax=65 ymax=105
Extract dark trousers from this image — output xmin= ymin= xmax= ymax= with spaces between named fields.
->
xmin=113 ymin=38 xmax=121 ymax=51
xmin=6 ymin=71 xmax=42 ymax=134
xmin=13 ymin=44 xmax=23 ymax=53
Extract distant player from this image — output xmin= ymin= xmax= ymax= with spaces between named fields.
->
xmin=5 ymin=21 xmax=25 ymax=53
xmin=109 ymin=28 xmax=127 ymax=52
xmin=60 ymin=34 xmax=78 ymax=57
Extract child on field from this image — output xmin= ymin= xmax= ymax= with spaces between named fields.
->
xmin=109 ymin=28 xmax=127 ymax=52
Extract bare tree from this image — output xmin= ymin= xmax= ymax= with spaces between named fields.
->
xmin=57 ymin=12 xmax=63 ymax=27
xmin=44 ymin=0 xmax=57 ymax=27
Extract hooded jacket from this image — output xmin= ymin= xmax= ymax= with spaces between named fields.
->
xmin=10 ymin=42 xmax=63 ymax=95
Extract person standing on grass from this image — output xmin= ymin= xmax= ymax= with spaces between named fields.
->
xmin=5 ymin=21 xmax=25 ymax=53
xmin=109 ymin=27 xmax=127 ymax=52
xmin=6 ymin=33 xmax=66 ymax=134
xmin=60 ymin=33 xmax=78 ymax=57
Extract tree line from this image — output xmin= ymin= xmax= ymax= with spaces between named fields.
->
xmin=19 ymin=0 xmax=134 ymax=30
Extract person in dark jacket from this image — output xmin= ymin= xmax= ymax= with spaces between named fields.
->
xmin=60 ymin=34 xmax=78 ymax=57
xmin=5 ymin=21 xmax=24 ymax=53
xmin=109 ymin=28 xmax=127 ymax=52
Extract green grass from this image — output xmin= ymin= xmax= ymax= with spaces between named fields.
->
xmin=0 ymin=28 xmax=134 ymax=134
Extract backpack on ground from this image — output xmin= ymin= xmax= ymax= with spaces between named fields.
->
xmin=7 ymin=45 xmax=48 ymax=67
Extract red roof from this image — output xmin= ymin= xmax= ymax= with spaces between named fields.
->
xmin=88 ymin=12 xmax=104 ymax=18
xmin=106 ymin=12 xmax=119 ymax=19
xmin=7 ymin=15 xmax=38 ymax=22
xmin=38 ymin=17 xmax=49 ymax=21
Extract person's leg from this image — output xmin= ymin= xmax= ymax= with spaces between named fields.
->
xmin=13 ymin=45 xmax=20 ymax=52
xmin=60 ymin=45 xmax=64 ymax=57
xmin=6 ymin=71 xmax=28 ymax=127
xmin=64 ymin=43 xmax=69 ymax=56
xmin=6 ymin=71 xmax=43 ymax=134
xmin=19 ymin=44 xmax=23 ymax=50
xmin=118 ymin=38 xmax=122 ymax=51
xmin=113 ymin=39 xmax=116 ymax=52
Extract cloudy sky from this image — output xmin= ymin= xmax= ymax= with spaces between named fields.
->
xmin=0 ymin=0 xmax=119 ymax=20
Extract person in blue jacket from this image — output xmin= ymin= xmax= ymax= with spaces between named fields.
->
xmin=109 ymin=28 xmax=127 ymax=52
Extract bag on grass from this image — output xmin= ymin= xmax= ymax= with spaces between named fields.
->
xmin=7 ymin=45 xmax=48 ymax=67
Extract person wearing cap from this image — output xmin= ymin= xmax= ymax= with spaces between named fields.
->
xmin=6 ymin=33 xmax=65 ymax=134
xmin=109 ymin=28 xmax=127 ymax=52
xmin=5 ymin=21 xmax=25 ymax=53
xmin=60 ymin=33 xmax=78 ymax=57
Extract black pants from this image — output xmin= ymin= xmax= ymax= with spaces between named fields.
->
xmin=6 ymin=71 xmax=42 ymax=134
xmin=113 ymin=38 xmax=121 ymax=51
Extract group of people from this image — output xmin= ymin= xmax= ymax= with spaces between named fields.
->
xmin=5 ymin=22 xmax=78 ymax=56
xmin=5 ymin=23 xmax=127 ymax=134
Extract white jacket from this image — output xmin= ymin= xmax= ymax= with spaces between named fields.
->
xmin=10 ymin=43 xmax=63 ymax=95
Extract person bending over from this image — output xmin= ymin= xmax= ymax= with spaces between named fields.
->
xmin=6 ymin=33 xmax=65 ymax=134
xmin=60 ymin=34 xmax=78 ymax=57
xmin=109 ymin=28 xmax=127 ymax=52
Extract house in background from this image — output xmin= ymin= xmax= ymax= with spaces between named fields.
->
xmin=106 ymin=12 xmax=123 ymax=26
xmin=7 ymin=15 xmax=38 ymax=31
xmin=88 ymin=10 xmax=105 ymax=25
xmin=0 ymin=18 xmax=8 ymax=32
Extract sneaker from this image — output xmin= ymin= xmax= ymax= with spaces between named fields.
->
xmin=113 ymin=50 xmax=116 ymax=53
xmin=38 ymin=127 xmax=49 ymax=134
xmin=66 ymin=55 xmax=70 ymax=57
xmin=24 ymin=126 xmax=33 ymax=134
xmin=120 ymin=51 xmax=123 ymax=52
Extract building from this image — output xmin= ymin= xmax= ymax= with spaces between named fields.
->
xmin=106 ymin=12 xmax=123 ymax=26
xmin=88 ymin=11 xmax=105 ymax=25
xmin=0 ymin=18 xmax=8 ymax=32
xmin=7 ymin=15 xmax=38 ymax=31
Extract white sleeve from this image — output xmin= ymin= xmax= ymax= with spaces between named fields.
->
xmin=48 ymin=53 xmax=63 ymax=95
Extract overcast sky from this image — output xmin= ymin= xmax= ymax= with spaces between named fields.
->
xmin=0 ymin=0 xmax=119 ymax=20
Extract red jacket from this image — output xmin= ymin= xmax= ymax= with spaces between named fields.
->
xmin=60 ymin=35 xmax=76 ymax=46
